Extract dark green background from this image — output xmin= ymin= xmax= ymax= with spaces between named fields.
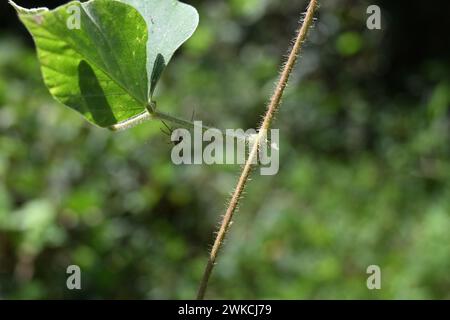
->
xmin=0 ymin=0 xmax=449 ymax=299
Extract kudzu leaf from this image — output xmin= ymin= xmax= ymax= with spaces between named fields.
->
xmin=10 ymin=0 xmax=199 ymax=129
xmin=117 ymin=0 xmax=199 ymax=97
xmin=10 ymin=0 xmax=148 ymax=128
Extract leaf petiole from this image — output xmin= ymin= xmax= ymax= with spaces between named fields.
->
xmin=109 ymin=103 xmax=249 ymax=144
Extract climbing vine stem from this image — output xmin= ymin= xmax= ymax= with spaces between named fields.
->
xmin=196 ymin=0 xmax=318 ymax=300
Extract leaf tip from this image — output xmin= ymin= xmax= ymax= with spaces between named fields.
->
xmin=9 ymin=1 xmax=49 ymax=15
xmin=8 ymin=0 xmax=22 ymax=12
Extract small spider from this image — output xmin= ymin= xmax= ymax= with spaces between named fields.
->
xmin=160 ymin=120 xmax=183 ymax=146
xmin=159 ymin=109 xmax=196 ymax=146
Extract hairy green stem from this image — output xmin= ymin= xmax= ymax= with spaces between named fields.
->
xmin=196 ymin=0 xmax=318 ymax=300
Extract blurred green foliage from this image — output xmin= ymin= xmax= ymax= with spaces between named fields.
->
xmin=0 ymin=0 xmax=449 ymax=299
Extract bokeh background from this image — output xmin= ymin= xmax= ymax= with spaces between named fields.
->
xmin=0 ymin=0 xmax=449 ymax=299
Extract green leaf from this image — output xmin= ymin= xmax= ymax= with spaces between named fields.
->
xmin=118 ymin=0 xmax=199 ymax=97
xmin=11 ymin=0 xmax=199 ymax=129
xmin=11 ymin=0 xmax=149 ymax=127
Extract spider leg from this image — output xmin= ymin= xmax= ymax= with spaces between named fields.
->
xmin=160 ymin=120 xmax=174 ymax=137
xmin=160 ymin=128 xmax=171 ymax=136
